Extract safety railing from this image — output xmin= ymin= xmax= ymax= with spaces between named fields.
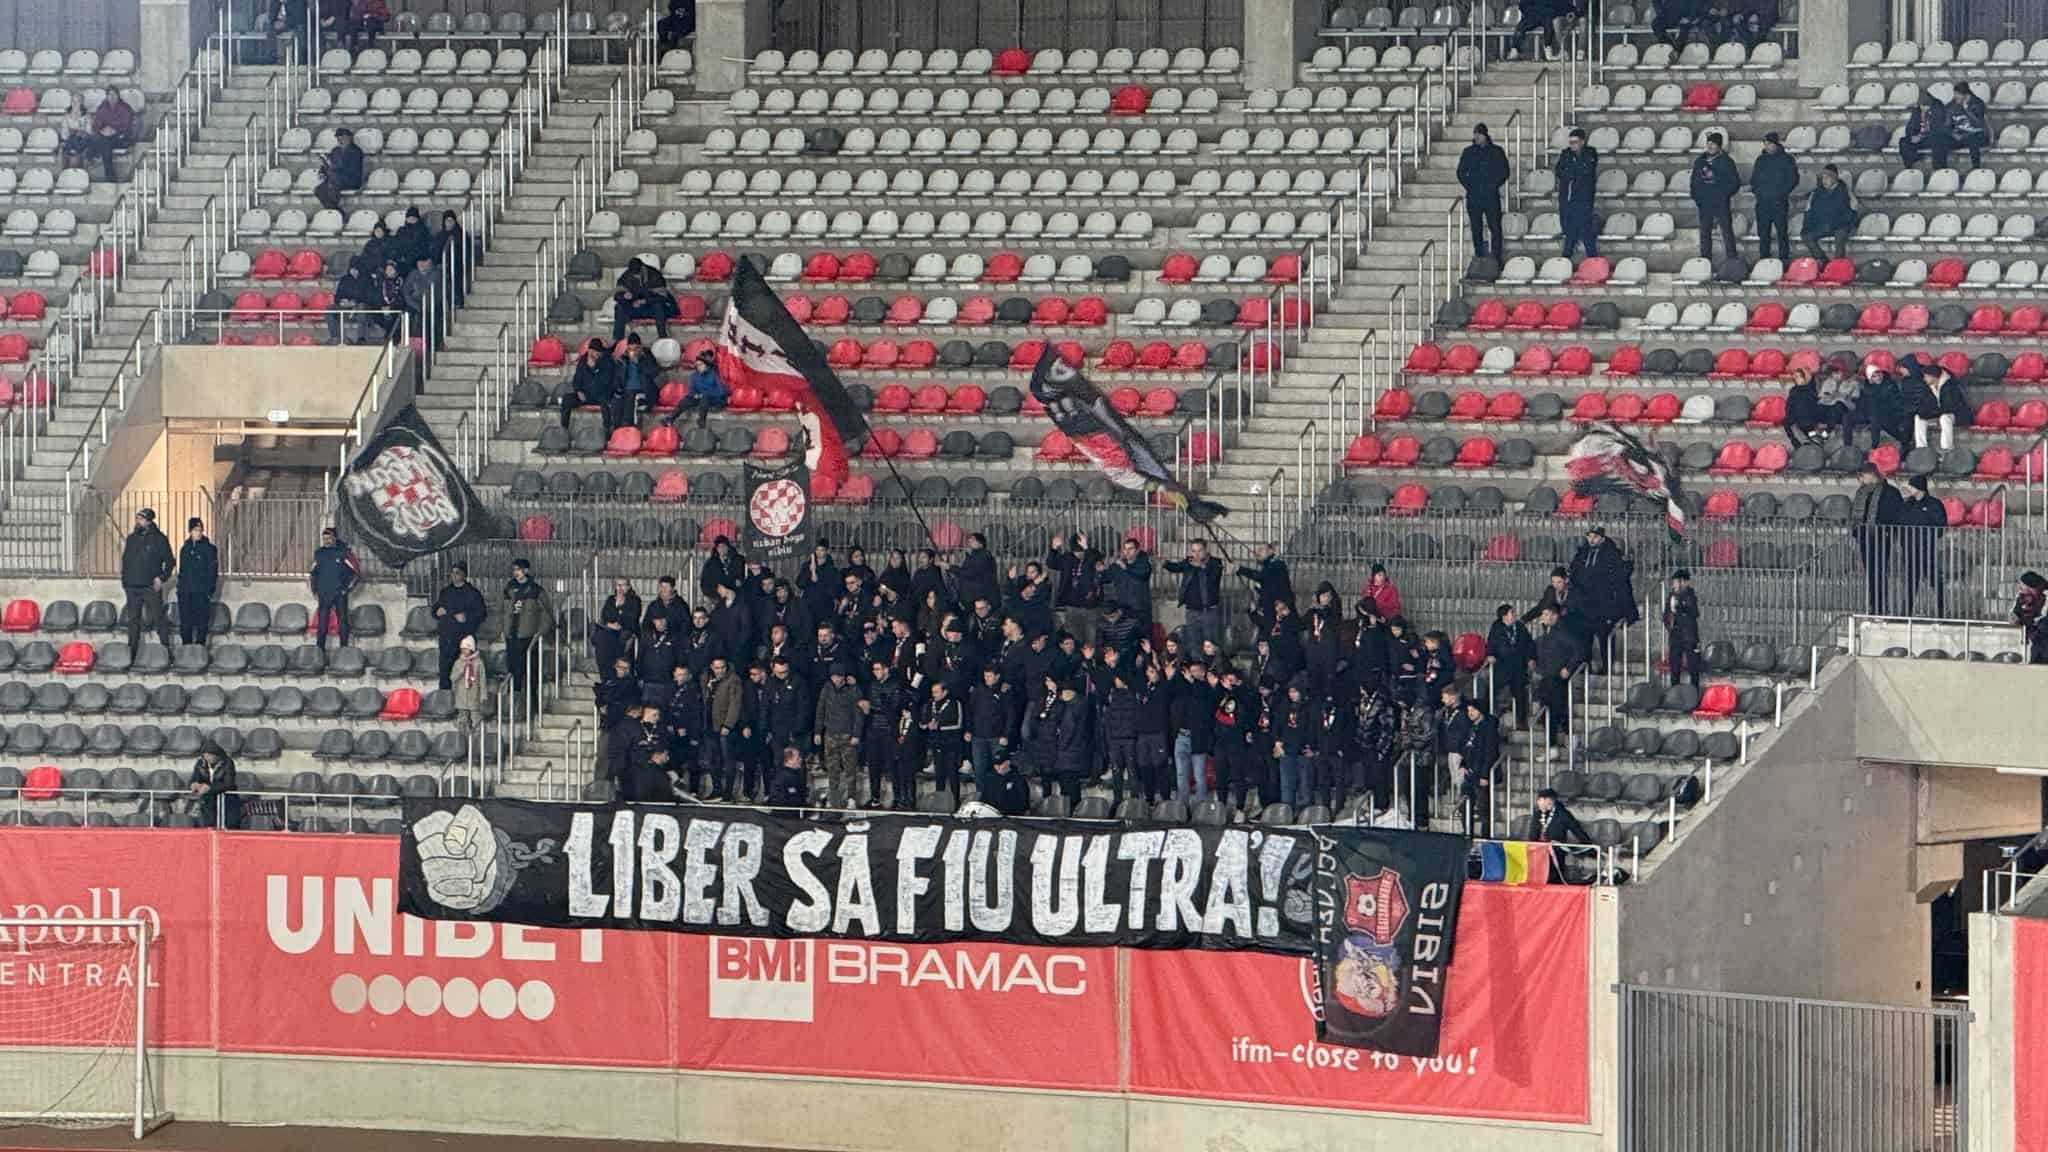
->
xmin=2018 ymin=432 xmax=2048 ymax=532
xmin=1843 ymin=614 xmax=2029 ymax=662
xmin=59 ymin=489 xmax=339 ymax=578
xmin=1984 ymin=863 xmax=2046 ymax=914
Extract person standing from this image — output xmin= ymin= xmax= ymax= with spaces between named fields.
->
xmin=1275 ymin=678 xmax=1319 ymax=810
xmin=1457 ymin=123 xmax=1511 ymax=263
xmin=966 ymin=663 xmax=1018 ymax=802
xmin=176 ymin=517 xmax=218 ymax=647
xmin=1901 ymin=476 xmax=1949 ymax=617
xmin=1169 ymin=659 xmax=1218 ymax=801
xmin=593 ymin=578 xmax=642 ymax=680
xmin=1532 ymin=606 xmax=1585 ymax=755
xmin=309 ymin=526 xmax=358 ymax=651
xmin=431 ymin=562 xmax=487 ymax=690
xmin=1663 ymin=570 xmax=1701 ymax=689
xmin=501 ymin=559 xmax=554 ymax=696
xmin=1106 ymin=536 xmax=1154 ymax=632
xmin=1749 ymin=132 xmax=1798 ymax=263
xmin=120 ymin=508 xmax=175 ymax=652
xmin=1690 ymin=131 xmax=1741 ymax=262
xmin=451 ymin=636 xmax=487 ymax=733
xmin=1048 ymin=679 xmax=1091 ymax=808
xmin=921 ymin=679 xmax=967 ymax=803
xmin=1555 ymin=128 xmax=1600 ymax=259
xmin=1164 ymin=540 xmax=1224 ymax=655
xmin=813 ymin=663 xmax=864 ymax=811
xmin=1568 ymin=526 xmax=1634 ymax=673
xmin=1801 ymin=164 xmax=1857 ymax=260
xmin=189 ymin=739 xmax=240 ymax=829
xmin=1485 ymin=602 xmax=1534 ymax=729
xmin=1851 ymin=464 xmax=1905 ymax=614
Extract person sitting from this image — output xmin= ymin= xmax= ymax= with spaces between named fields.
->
xmin=1719 ymin=0 xmax=1773 ymax=50
xmin=1800 ymin=164 xmax=1856 ymax=260
xmin=347 ymin=0 xmax=387 ymax=50
xmin=669 ymin=349 xmax=727 ymax=428
xmin=402 ymin=253 xmax=438 ymax=343
xmin=561 ymin=338 xmax=620 ymax=431
xmin=389 ymin=205 xmax=434 ymax=268
xmin=57 ymin=95 xmax=91 ymax=171
xmin=1907 ymin=365 xmax=1971 ymax=452
xmin=614 ymin=334 xmax=657 ymax=424
xmin=657 ymin=0 xmax=695 ymax=49
xmin=372 ymin=259 xmax=406 ymax=335
xmin=1946 ymin=79 xmax=1990 ymax=168
xmin=315 ymin=127 xmax=365 ymax=211
xmin=611 ymin=257 xmax=675 ymax=340
xmin=1651 ymin=0 xmax=1700 ymax=45
xmin=1899 ymin=92 xmax=1951 ymax=170
xmin=83 ymin=92 xmax=134 ymax=183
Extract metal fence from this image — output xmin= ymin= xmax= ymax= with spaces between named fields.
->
xmin=1619 ymin=984 xmax=1969 ymax=1152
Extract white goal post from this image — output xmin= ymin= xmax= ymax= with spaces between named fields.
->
xmin=0 ymin=917 xmax=173 ymax=1139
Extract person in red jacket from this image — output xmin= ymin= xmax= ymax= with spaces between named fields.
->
xmin=347 ymin=0 xmax=387 ymax=50
xmin=1361 ymin=564 xmax=1402 ymax=620
xmin=83 ymin=94 xmax=133 ymax=182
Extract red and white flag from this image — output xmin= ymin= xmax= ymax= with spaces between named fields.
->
xmin=717 ymin=261 xmax=869 ymax=489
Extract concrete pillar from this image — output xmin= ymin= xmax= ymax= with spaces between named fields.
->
xmin=139 ymin=0 xmax=195 ymax=93
xmin=1803 ymin=0 xmax=1887 ymax=86
xmin=1243 ymin=0 xmax=1322 ymax=92
xmin=694 ymin=0 xmax=770 ymax=95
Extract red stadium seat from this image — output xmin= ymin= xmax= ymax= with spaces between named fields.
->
xmin=752 ymin=426 xmax=790 ymax=458
xmin=517 ymin=515 xmax=555 ymax=542
xmin=1681 ymin=83 xmax=1721 ymax=110
xmin=957 ymin=296 xmax=996 ymax=325
xmin=379 ymin=687 xmax=422 ymax=721
xmin=1746 ymin=349 xmax=1788 ymax=379
xmin=1071 ymin=296 xmax=1108 ymax=326
xmin=1005 ymin=339 xmax=1045 ymax=371
xmin=1702 ymin=490 xmax=1740 ymax=520
xmin=1778 ymin=258 xmax=1819 ymax=287
xmin=1343 ymin=434 xmax=1382 ymax=468
xmin=1036 ymin=430 xmax=1075 ymax=461
xmin=1467 ymin=299 xmax=1508 ymax=330
xmin=1452 ymin=633 xmax=1487 ymax=672
xmin=1974 ymin=446 xmax=2014 ymax=480
xmin=0 ymin=88 xmax=35 ymax=116
xmin=695 ymin=251 xmax=735 ymax=281
xmin=1748 ymin=393 xmax=1787 ymax=426
xmin=674 ymin=294 xmax=708 ymax=324
xmin=1552 ymin=346 xmax=1594 ymax=375
xmin=1693 ymin=683 xmax=1737 ymax=718
xmin=812 ymin=295 xmax=851 ymax=325
xmin=861 ymin=339 xmax=900 ymax=369
xmin=1708 ymin=441 xmax=1753 ymax=474
xmin=1110 ymin=85 xmax=1151 ymax=115
xmin=898 ymin=339 xmax=936 ymax=369
xmin=8 ymin=290 xmax=43 ymax=321
xmin=1568 ymin=257 xmax=1610 ymax=287
xmin=1606 ymin=346 xmax=1643 ymax=376
xmin=287 ymin=250 xmax=324 ymax=279
xmin=873 ymin=383 xmax=913 ymax=412
xmin=1555 ymin=491 xmax=1594 ymax=518
xmin=639 ymin=425 xmax=678 ymax=456
xmin=1744 ymin=302 xmax=1786 ymax=333
xmin=1967 ymin=305 xmax=2005 ymax=335
xmin=527 ymin=336 xmax=565 ymax=366
xmin=1607 ymin=393 xmax=1645 ymax=422
xmin=2007 ymin=353 xmax=2045 ymax=383
xmin=839 ymin=251 xmax=877 ymax=282
xmin=1380 ymin=435 xmax=1421 ymax=466
xmin=602 ymin=426 xmax=643 ymax=456
xmin=1569 ymin=392 xmax=1609 ymax=422
xmin=1889 ymin=303 xmax=1928 ymax=335
xmin=1032 ymin=297 xmax=1071 ymax=326
xmin=1235 ymin=297 xmax=1270 ymax=328
xmin=1448 ymin=390 xmax=1487 ymax=421
xmin=1942 ymin=497 xmax=1966 ymax=527
xmin=2006 ymin=305 xmax=2043 ymax=336
xmin=1935 ymin=350 xmax=1970 ymax=380
xmin=1375 ymin=389 xmax=1414 ymax=420
xmin=827 ymin=338 xmax=863 ymax=368
xmin=1482 ymin=534 xmax=1522 ymax=562
xmin=1442 ymin=344 xmax=1482 ymax=374
xmin=1279 ymin=296 xmax=1311 ymax=328
xmin=1925 ymin=258 xmax=1966 ymax=289
xmin=1867 ymin=442 xmax=1900 ymax=475
xmin=1265 ymin=254 xmax=1300 ymax=284
xmin=2012 ymin=401 xmax=2048 ymax=432
xmin=1180 ymin=430 xmax=1219 ymax=466
xmin=21 ymin=766 xmax=60 ymax=802
xmin=928 ymin=520 xmax=965 ymax=551
xmin=651 ymin=470 xmax=688 ymax=502
xmin=810 ymin=472 xmax=841 ymax=502
xmin=1510 ymin=346 xmax=1552 ymax=375
xmin=1863 ymin=349 xmax=1897 ymax=375
xmin=1703 ymin=538 xmax=1739 ymax=567
xmin=985 ymin=252 xmax=1023 ymax=283
xmin=727 ymin=385 xmax=763 ymax=412
xmin=700 ymin=518 xmax=741 ymax=548
xmin=1748 ymin=442 xmax=1789 ymax=474
xmin=0 ymin=378 xmax=15 ymax=407
xmin=801 ymin=251 xmax=841 ymax=282
xmin=1453 ymin=437 xmax=1497 ymax=468
xmin=994 ymin=47 xmax=1030 ymax=74
xmin=1504 ymin=300 xmax=1545 ymax=330
xmin=1709 ymin=348 xmax=1749 ymax=378
xmin=1389 ymin=483 xmax=1428 ymax=515
xmin=1108 ymin=386 xmax=1143 ymax=415
xmin=1484 ymin=392 xmax=1525 ymax=422
xmin=1975 ymin=399 xmax=2011 ymax=429
xmin=782 ymin=294 xmax=814 ymax=324
xmin=1643 ymin=392 xmax=1681 ymax=423
xmin=1177 ymin=341 xmax=1215 ymax=371
xmin=886 ymin=295 xmax=923 ymax=326
xmin=54 ymin=641 xmax=95 ymax=674
xmin=1160 ymin=253 xmax=1197 ymax=284
xmin=900 ymin=429 xmax=939 ymax=459
xmin=1099 ymin=341 xmax=1138 ymax=369
xmin=230 ymin=290 xmax=267 ymax=319
xmin=1787 ymin=349 xmax=1823 ymax=377
xmin=1403 ymin=343 xmax=1443 ymax=373
xmin=867 ymin=428 xmax=903 ymax=457
xmin=911 ymin=383 xmax=949 ymax=413
xmin=837 ymin=474 xmax=875 ymax=505
xmin=249 ymin=249 xmax=290 ymax=278
xmin=1 ymin=598 xmax=37 ymax=632
xmin=1968 ymin=498 xmax=2005 ymax=528
xmin=1852 ymin=302 xmax=1892 ymax=335
xmin=1140 ymin=387 xmax=1178 ymax=416
xmin=1542 ymin=302 xmax=1582 ymax=331
xmin=1816 ymin=258 xmax=1854 ymax=286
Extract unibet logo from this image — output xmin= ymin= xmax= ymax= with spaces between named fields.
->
xmin=329 ymin=974 xmax=555 ymax=1020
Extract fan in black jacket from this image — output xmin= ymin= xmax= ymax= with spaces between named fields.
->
xmin=1457 ymin=124 xmax=1512 ymax=260
xmin=176 ymin=518 xmax=220 ymax=647
xmin=1662 ymin=572 xmax=1702 ymax=688
xmin=560 ymin=338 xmax=618 ymax=431
xmin=1689 ymin=132 xmax=1741 ymax=263
xmin=1749 ymin=133 xmax=1799 ymax=263
xmin=592 ymin=579 xmax=642 ymax=683
xmin=1485 ymin=603 xmax=1536 ymax=728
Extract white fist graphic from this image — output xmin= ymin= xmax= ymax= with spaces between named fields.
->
xmin=413 ymin=804 xmax=503 ymax=912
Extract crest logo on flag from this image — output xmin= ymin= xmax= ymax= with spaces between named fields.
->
xmin=337 ymin=408 xmax=482 ymax=567
xmin=1343 ymin=869 xmax=1409 ymax=947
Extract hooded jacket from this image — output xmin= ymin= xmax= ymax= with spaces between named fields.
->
xmin=120 ymin=523 xmax=174 ymax=589
xmin=1457 ymin=137 xmax=1511 ymax=202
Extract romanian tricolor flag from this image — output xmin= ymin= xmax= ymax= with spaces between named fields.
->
xmin=1479 ymin=840 xmax=1551 ymax=886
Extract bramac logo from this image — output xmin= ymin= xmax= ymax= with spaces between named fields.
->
xmin=268 ymin=874 xmax=602 ymax=1022
xmin=708 ymin=937 xmax=1092 ymax=1023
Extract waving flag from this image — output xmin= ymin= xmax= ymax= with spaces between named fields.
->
xmin=718 ymin=260 xmax=869 ymax=490
xmin=1027 ymin=347 xmax=1227 ymax=523
xmin=1565 ymin=422 xmax=1688 ymax=538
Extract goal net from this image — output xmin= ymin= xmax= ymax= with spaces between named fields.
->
xmin=0 ymin=917 xmax=171 ymax=1139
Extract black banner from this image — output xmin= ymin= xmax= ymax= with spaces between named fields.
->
xmin=336 ymin=407 xmax=484 ymax=568
xmin=743 ymin=455 xmax=810 ymax=563
xmin=1312 ymin=826 xmax=1470 ymax=1057
xmin=401 ymin=797 xmax=1321 ymax=953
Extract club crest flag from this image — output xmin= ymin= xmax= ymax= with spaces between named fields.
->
xmin=719 ymin=260 xmax=870 ymax=491
xmin=337 ymin=406 xmax=482 ymax=567
xmin=744 ymin=454 xmax=811 ymax=562
xmin=1026 ymin=346 xmax=1227 ymax=523
xmin=1313 ymin=827 xmax=1470 ymax=1057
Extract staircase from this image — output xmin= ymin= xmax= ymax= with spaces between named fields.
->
xmin=0 ymin=63 xmax=277 ymax=570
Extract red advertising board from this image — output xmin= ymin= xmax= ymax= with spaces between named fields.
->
xmin=214 ymin=834 xmax=674 ymax=1066
xmin=2017 ymin=916 xmax=2048 ymax=1152
xmin=0 ymin=829 xmax=214 ymax=1048
xmin=676 ymin=937 xmax=1120 ymax=1091
xmin=1125 ymin=885 xmax=1591 ymax=1124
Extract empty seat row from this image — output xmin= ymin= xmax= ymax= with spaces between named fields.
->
xmin=316 ymin=45 xmax=530 ymax=78
xmin=0 ymin=678 xmax=446 ymax=721
xmin=1302 ymin=42 xmax=1466 ymax=76
xmin=726 ymin=84 xmax=1218 ymax=119
xmin=0 ymin=638 xmax=436 ymax=683
xmin=1577 ymin=82 xmax=1747 ymax=114
xmin=299 ymin=85 xmax=514 ymax=118
xmin=0 ymin=166 xmax=91 ymax=197
xmin=651 ymin=207 xmax=1159 ymax=244
xmin=242 ymin=201 xmax=461 ymax=241
xmin=1245 ymin=78 xmax=1455 ymax=114
xmin=0 ymin=48 xmax=133 ymax=78
xmin=0 ymin=598 xmax=385 ymax=636
xmin=215 ymin=248 xmax=326 ymax=281
xmin=276 ymin=126 xmax=498 ymax=162
xmin=1601 ymin=40 xmax=1783 ymax=70
xmin=0 ymin=208 xmax=76 ymax=237
xmin=703 ymin=123 xmax=1231 ymax=160
xmin=671 ymin=164 xmax=1358 ymax=204
xmin=748 ymin=46 xmax=1239 ymax=79
xmin=1849 ymin=38 xmax=2048 ymax=69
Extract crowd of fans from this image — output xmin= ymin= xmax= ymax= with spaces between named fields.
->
xmin=558 ymin=528 xmax=1662 ymax=845
xmin=306 ymin=128 xmax=473 ymax=343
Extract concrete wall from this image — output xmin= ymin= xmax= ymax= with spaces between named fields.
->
xmin=1966 ymin=912 xmax=2014 ymax=1152
xmin=1617 ymin=667 xmax=1932 ymax=1005
xmin=158 ymin=347 xmax=395 ymax=423
xmin=1856 ymin=658 xmax=2048 ymax=773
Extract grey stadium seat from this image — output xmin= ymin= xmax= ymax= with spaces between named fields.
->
xmin=80 ymin=600 xmax=118 ymax=631
xmin=42 ymin=600 xmax=79 ymax=631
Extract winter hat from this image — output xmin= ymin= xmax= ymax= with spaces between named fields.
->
xmin=137 ymin=507 xmax=155 ymax=522
xmin=2023 ymin=572 xmax=2047 ymax=591
xmin=188 ymin=516 xmax=203 ymax=530
xmin=1473 ymin=122 xmax=1489 ymax=136
xmin=1908 ymin=475 xmax=1931 ymax=494
xmin=1671 ymin=569 xmax=1692 ymax=582
xmin=1763 ymin=131 xmax=1781 ymax=145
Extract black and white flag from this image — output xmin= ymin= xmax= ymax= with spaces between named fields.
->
xmin=1565 ymin=421 xmax=1688 ymax=538
xmin=336 ymin=407 xmax=483 ymax=567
